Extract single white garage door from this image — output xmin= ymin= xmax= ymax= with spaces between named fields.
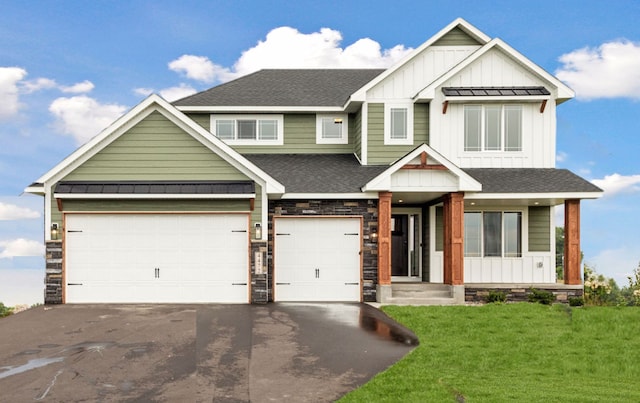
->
xmin=65 ymin=214 xmax=249 ymax=303
xmin=274 ymin=217 xmax=361 ymax=302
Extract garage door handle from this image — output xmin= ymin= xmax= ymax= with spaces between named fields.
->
xmin=276 ymin=233 xmax=290 ymax=236
xmin=344 ymin=282 xmax=359 ymax=285
xmin=344 ymin=233 xmax=359 ymax=236
xmin=232 ymin=283 xmax=247 ymax=286
xmin=276 ymin=282 xmax=290 ymax=285
xmin=67 ymin=283 xmax=83 ymax=286
xmin=231 ymin=230 xmax=247 ymax=233
xmin=67 ymin=230 xmax=83 ymax=233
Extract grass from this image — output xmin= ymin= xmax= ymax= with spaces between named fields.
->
xmin=340 ymin=303 xmax=640 ymax=402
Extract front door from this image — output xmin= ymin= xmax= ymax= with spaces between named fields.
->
xmin=391 ymin=211 xmax=422 ymax=280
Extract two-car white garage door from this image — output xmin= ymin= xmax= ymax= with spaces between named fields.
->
xmin=64 ymin=214 xmax=362 ymax=303
xmin=65 ymin=214 xmax=249 ymax=303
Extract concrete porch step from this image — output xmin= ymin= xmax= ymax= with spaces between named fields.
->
xmin=386 ymin=296 xmax=458 ymax=306
xmin=388 ymin=283 xmax=457 ymax=305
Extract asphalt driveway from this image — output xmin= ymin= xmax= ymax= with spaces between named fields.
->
xmin=0 ymin=303 xmax=417 ymax=402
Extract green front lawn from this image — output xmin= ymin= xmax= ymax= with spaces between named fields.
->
xmin=340 ymin=304 xmax=640 ymax=402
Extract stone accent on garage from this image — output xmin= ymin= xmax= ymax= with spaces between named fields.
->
xmin=268 ymin=199 xmax=378 ymax=302
xmin=251 ymin=240 xmax=269 ymax=304
xmin=45 ymin=240 xmax=63 ymax=304
xmin=465 ymin=284 xmax=584 ymax=304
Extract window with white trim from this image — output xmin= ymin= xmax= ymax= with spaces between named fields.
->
xmin=384 ymin=103 xmax=413 ymax=145
xmin=464 ymin=211 xmax=522 ymax=258
xmin=464 ymin=105 xmax=522 ymax=152
xmin=316 ymin=114 xmax=348 ymax=144
xmin=211 ymin=115 xmax=284 ymax=145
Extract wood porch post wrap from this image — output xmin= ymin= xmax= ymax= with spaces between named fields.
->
xmin=378 ymin=192 xmax=392 ymax=285
xmin=443 ymin=192 xmax=465 ymax=285
xmin=564 ymin=199 xmax=582 ymax=285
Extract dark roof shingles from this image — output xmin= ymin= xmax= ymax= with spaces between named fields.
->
xmin=173 ymin=69 xmax=384 ymax=107
xmin=463 ymin=168 xmax=602 ymax=194
xmin=245 ymin=154 xmax=387 ymax=193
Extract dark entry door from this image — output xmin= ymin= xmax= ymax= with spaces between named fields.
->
xmin=391 ymin=214 xmax=408 ymax=276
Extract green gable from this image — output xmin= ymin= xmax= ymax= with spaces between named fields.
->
xmin=432 ymin=26 xmax=483 ymax=46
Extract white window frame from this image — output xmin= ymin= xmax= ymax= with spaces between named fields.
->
xmin=464 ymin=210 xmax=523 ymax=258
xmin=463 ymin=104 xmax=522 ymax=152
xmin=210 ymin=114 xmax=284 ymax=145
xmin=316 ymin=114 xmax=348 ymax=144
xmin=384 ymin=103 xmax=413 ymax=145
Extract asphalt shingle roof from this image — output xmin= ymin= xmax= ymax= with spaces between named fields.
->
xmin=442 ymin=87 xmax=550 ymax=97
xmin=55 ymin=181 xmax=255 ymax=195
xmin=463 ymin=168 xmax=602 ymax=194
xmin=245 ymin=154 xmax=387 ymax=193
xmin=173 ymin=69 xmax=385 ymax=107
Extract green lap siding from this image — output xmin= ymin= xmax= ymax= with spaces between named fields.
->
xmin=186 ymin=113 xmax=210 ymax=131
xmin=432 ymin=27 xmax=482 ymax=46
xmin=528 ymin=206 xmax=551 ymax=252
xmin=367 ymin=103 xmax=429 ymax=165
xmin=353 ymin=108 xmax=363 ymax=160
xmin=51 ymin=110 xmax=261 ymax=228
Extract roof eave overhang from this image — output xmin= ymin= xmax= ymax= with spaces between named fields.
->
xmin=465 ymin=192 xmax=604 ymax=201
xmin=54 ymin=193 xmax=256 ymax=200
xmin=279 ymin=192 xmax=379 ymax=200
xmin=175 ymin=105 xmax=345 ymax=113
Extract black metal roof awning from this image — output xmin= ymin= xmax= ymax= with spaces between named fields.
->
xmin=54 ymin=180 xmax=255 ymax=198
xmin=442 ymin=86 xmax=550 ymax=97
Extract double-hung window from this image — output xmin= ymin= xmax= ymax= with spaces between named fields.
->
xmin=211 ymin=115 xmax=283 ymax=145
xmin=316 ymin=114 xmax=348 ymax=144
xmin=464 ymin=211 xmax=522 ymax=258
xmin=464 ymin=105 xmax=522 ymax=152
xmin=384 ymin=103 xmax=413 ymax=145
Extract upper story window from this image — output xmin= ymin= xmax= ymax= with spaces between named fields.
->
xmin=385 ymin=103 xmax=413 ymax=145
xmin=464 ymin=105 xmax=522 ymax=152
xmin=211 ymin=114 xmax=284 ymax=145
xmin=316 ymin=114 xmax=348 ymax=144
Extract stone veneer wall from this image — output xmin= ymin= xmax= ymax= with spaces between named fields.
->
xmin=465 ymin=285 xmax=584 ymax=304
xmin=251 ymin=240 xmax=269 ymax=304
xmin=268 ymin=199 xmax=379 ymax=302
xmin=45 ymin=240 xmax=63 ymax=304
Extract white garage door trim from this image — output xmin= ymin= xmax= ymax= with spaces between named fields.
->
xmin=274 ymin=216 xmax=362 ymax=302
xmin=64 ymin=213 xmax=250 ymax=303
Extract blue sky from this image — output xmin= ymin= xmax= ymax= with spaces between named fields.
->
xmin=1 ymin=1 xmax=639 ymax=305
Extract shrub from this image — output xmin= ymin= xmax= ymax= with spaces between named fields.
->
xmin=0 ymin=302 xmax=14 ymax=318
xmin=568 ymin=297 xmax=584 ymax=307
xmin=528 ymin=288 xmax=555 ymax=305
xmin=486 ymin=290 xmax=507 ymax=304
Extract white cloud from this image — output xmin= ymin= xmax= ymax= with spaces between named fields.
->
xmin=49 ymin=95 xmax=127 ymax=145
xmin=556 ymin=40 xmax=640 ymax=100
xmin=0 ymin=239 xmax=44 ymax=259
xmin=21 ymin=77 xmax=57 ymax=93
xmin=556 ymin=151 xmax=568 ymax=163
xmin=159 ymin=83 xmax=197 ymax=102
xmin=60 ymin=80 xmax=94 ymax=94
xmin=231 ymin=27 xmax=412 ymax=79
xmin=169 ymin=55 xmax=227 ymax=83
xmin=0 ymin=202 xmax=40 ymax=220
xmin=133 ymin=87 xmax=154 ymax=97
xmin=591 ymin=173 xmax=640 ymax=197
xmin=168 ymin=27 xmax=413 ymax=85
xmin=0 ymin=66 xmax=27 ymax=119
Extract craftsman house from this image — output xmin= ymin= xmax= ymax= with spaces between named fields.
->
xmin=28 ymin=18 xmax=602 ymax=304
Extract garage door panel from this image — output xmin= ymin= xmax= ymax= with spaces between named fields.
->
xmin=275 ymin=218 xmax=361 ymax=302
xmin=65 ymin=214 xmax=249 ymax=303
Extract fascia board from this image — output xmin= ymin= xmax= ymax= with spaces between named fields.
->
xmin=24 ymin=184 xmax=45 ymax=195
xmin=176 ymin=105 xmax=345 ymax=113
xmin=350 ymin=18 xmax=491 ymax=102
xmin=54 ymin=193 xmax=256 ymax=200
xmin=280 ymin=192 xmax=379 ymax=200
xmin=465 ymin=192 xmax=604 ymax=200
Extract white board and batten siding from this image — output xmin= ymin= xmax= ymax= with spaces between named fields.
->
xmin=65 ymin=213 xmax=250 ymax=303
xmin=430 ymin=48 xmax=557 ymax=169
xmin=274 ymin=217 xmax=362 ymax=302
xmin=367 ymin=46 xmax=480 ymax=100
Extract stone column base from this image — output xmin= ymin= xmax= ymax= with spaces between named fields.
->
xmin=376 ymin=284 xmax=392 ymax=303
